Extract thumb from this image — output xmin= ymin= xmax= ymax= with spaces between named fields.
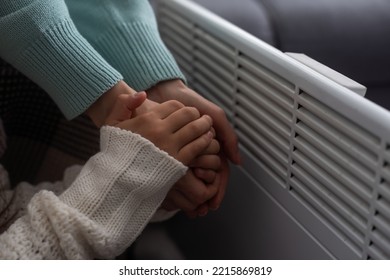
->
xmin=126 ymin=91 xmax=147 ymax=111
xmin=105 ymin=92 xmax=147 ymax=126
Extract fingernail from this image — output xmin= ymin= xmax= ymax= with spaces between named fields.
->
xmin=204 ymin=115 xmax=213 ymax=125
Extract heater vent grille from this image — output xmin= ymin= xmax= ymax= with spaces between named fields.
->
xmin=157 ymin=0 xmax=390 ymax=259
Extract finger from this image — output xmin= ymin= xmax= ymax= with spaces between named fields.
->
xmin=176 ymin=171 xmax=218 ymax=206
xmin=210 ymin=127 xmax=216 ymax=138
xmin=199 ymin=139 xmax=220 ymax=156
xmin=154 ymin=100 xmax=185 ymax=119
xmin=164 ymin=189 xmax=198 ymax=212
xmin=163 ymin=106 xmax=200 ymax=132
xmin=190 ymin=154 xmax=221 ymax=170
xmin=177 ymin=130 xmax=213 ymax=165
xmin=209 ymin=107 xmax=241 ymax=165
xmin=193 ymin=168 xmax=217 ymax=184
xmin=105 ymin=92 xmax=147 ymax=125
xmin=160 ymin=198 xmax=179 ymax=212
xmin=184 ymin=204 xmax=210 ymax=218
xmin=133 ymin=98 xmax=159 ymax=116
xmin=208 ymin=157 xmax=229 ymax=210
xmin=196 ymin=203 xmax=209 ymax=217
xmin=126 ymin=91 xmax=147 ymax=111
xmin=193 ymin=94 xmax=241 ymax=165
xmin=162 ymin=171 xmax=212 ymax=212
xmin=176 ymin=115 xmax=212 ymax=148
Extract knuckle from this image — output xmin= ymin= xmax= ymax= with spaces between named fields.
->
xmin=202 ymin=192 xmax=213 ymax=204
xmin=141 ymin=111 xmax=157 ymax=121
xmin=187 ymin=120 xmax=202 ymax=132
xmin=198 ymin=134 xmax=212 ymax=149
xmin=211 ymin=139 xmax=220 ymax=153
xmin=183 ymin=204 xmax=197 ymax=212
xmin=182 ymin=106 xmax=200 ymax=119
xmin=190 ymin=117 xmax=211 ymax=132
xmin=167 ymin=100 xmax=184 ymax=110
xmin=195 ymin=189 xmax=210 ymax=205
xmin=211 ymin=156 xmax=221 ymax=169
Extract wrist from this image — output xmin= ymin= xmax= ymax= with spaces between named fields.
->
xmin=147 ymin=79 xmax=186 ymax=103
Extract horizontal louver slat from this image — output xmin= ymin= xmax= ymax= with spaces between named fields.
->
xmin=293 ymin=136 xmax=372 ymax=203
xmin=237 ymin=80 xmax=292 ymax=128
xmin=295 ymin=122 xmax=375 ymax=187
xmin=290 ymin=173 xmax=364 ymax=255
xmin=296 ymin=107 xmax=377 ymax=169
xmin=236 ymin=105 xmax=289 ymax=152
xmin=298 ymin=92 xmax=380 ymax=152
xmin=195 ymin=29 xmax=236 ymax=57
xmin=292 ymin=148 xmax=370 ymax=218
xmin=237 ymin=68 xmax=294 ymax=113
xmin=238 ymin=54 xmax=295 ymax=96
xmin=237 ymin=129 xmax=288 ymax=184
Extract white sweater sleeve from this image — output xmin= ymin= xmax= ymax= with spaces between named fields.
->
xmin=0 ymin=126 xmax=187 ymax=259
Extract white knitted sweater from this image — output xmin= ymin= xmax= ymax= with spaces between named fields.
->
xmin=0 ymin=125 xmax=187 ymax=259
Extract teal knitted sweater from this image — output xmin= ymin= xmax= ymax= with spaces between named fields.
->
xmin=0 ymin=0 xmax=184 ymax=119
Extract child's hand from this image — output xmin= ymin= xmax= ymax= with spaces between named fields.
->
xmin=116 ymin=100 xmax=214 ymax=165
xmin=99 ymin=89 xmax=219 ymax=215
xmin=104 ymin=91 xmax=147 ymax=126
xmin=191 ymin=138 xmax=221 ymax=184
xmin=161 ymin=139 xmax=225 ymax=217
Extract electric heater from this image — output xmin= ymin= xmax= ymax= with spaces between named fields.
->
xmin=157 ymin=0 xmax=390 ymax=259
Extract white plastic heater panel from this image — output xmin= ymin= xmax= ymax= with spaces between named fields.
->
xmin=157 ymin=0 xmax=390 ymax=259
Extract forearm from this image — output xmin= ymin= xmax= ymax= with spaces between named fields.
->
xmin=66 ymin=0 xmax=185 ymax=91
xmin=0 ymin=0 xmax=122 ymax=119
xmin=0 ymin=126 xmax=187 ymax=259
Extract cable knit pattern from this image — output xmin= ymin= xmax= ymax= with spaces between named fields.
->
xmin=0 ymin=126 xmax=187 ymax=259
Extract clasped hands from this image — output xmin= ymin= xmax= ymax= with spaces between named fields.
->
xmin=87 ymin=80 xmax=240 ymax=218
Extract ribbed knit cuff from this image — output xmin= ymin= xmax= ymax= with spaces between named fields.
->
xmin=13 ymin=19 xmax=123 ymax=119
xmin=92 ymin=22 xmax=186 ymax=91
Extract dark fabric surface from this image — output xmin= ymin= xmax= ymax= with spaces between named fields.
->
xmin=0 ymin=59 xmax=99 ymax=185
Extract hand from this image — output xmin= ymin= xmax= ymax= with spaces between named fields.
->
xmin=104 ymin=92 xmax=147 ymax=126
xmin=167 ymin=154 xmax=229 ymax=218
xmin=161 ymin=138 xmax=222 ymax=217
xmin=147 ymin=79 xmax=241 ymax=164
xmin=136 ymin=97 xmax=225 ymax=216
xmin=116 ymin=100 xmax=214 ymax=165
xmin=86 ymin=80 xmax=139 ymax=127
xmin=147 ymin=79 xmax=240 ymax=215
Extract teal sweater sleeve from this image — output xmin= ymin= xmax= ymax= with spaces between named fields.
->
xmin=0 ymin=0 xmax=123 ymax=119
xmin=65 ymin=0 xmax=185 ymax=92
